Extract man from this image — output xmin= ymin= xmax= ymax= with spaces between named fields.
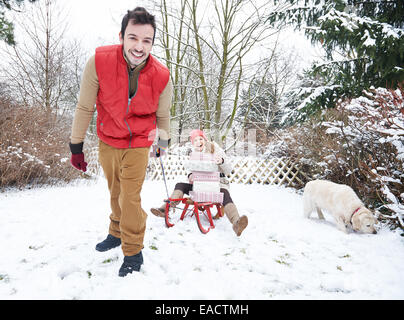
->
xmin=69 ymin=7 xmax=172 ymax=277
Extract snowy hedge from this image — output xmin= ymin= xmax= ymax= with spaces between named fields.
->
xmin=0 ymin=101 xmax=82 ymax=189
xmin=324 ymin=87 xmax=403 ymax=229
xmin=265 ymin=86 xmax=404 ymax=230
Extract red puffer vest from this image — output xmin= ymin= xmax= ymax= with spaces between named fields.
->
xmin=95 ymin=44 xmax=170 ymax=148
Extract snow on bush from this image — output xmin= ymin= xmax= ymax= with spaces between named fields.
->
xmin=323 ymin=86 xmax=403 ymax=229
xmin=0 ymin=101 xmax=83 ymax=189
xmin=265 ymin=86 xmax=404 ymax=230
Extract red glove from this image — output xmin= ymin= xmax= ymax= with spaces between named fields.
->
xmin=70 ymin=153 xmax=87 ymax=172
xmin=69 ymin=142 xmax=87 ymax=172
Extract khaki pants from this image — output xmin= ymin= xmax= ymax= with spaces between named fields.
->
xmin=98 ymin=140 xmax=149 ymax=256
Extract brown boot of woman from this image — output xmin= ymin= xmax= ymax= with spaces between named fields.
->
xmin=223 ymin=203 xmax=248 ymax=236
xmin=150 ymin=189 xmax=184 ymax=217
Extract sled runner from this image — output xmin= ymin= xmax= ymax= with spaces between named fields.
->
xmin=164 ymin=197 xmax=224 ymax=234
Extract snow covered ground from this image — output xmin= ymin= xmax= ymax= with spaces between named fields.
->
xmin=0 ymin=178 xmax=403 ymax=300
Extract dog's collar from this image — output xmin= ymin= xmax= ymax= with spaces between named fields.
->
xmin=350 ymin=207 xmax=361 ymax=224
xmin=352 ymin=207 xmax=361 ymax=216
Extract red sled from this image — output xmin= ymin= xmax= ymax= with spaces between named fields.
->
xmin=164 ymin=197 xmax=224 ymax=234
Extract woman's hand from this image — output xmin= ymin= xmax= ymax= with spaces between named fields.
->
xmin=214 ymin=154 xmax=224 ymax=165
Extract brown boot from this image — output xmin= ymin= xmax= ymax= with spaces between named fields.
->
xmin=150 ymin=205 xmax=166 ymax=217
xmin=233 ymin=215 xmax=248 ymax=236
xmin=150 ymin=189 xmax=184 ymax=218
xmin=224 ymin=203 xmax=248 ymax=236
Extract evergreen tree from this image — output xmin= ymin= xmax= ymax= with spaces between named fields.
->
xmin=0 ymin=0 xmax=36 ymax=45
xmin=267 ymin=0 xmax=404 ymax=122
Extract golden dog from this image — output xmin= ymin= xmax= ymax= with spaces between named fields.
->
xmin=303 ymin=180 xmax=377 ymax=234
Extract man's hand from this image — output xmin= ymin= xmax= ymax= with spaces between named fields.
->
xmin=69 ymin=142 xmax=88 ymax=172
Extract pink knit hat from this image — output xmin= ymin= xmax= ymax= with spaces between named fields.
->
xmin=190 ymin=129 xmax=207 ymax=143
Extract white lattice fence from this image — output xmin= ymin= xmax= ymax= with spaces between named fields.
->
xmin=147 ymin=155 xmax=189 ymax=181
xmin=147 ymin=155 xmax=303 ymax=187
xmin=87 ymin=148 xmax=304 ymax=186
xmin=227 ymin=157 xmax=303 ymax=186
xmin=86 ymin=145 xmax=102 ymax=177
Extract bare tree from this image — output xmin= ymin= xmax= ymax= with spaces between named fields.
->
xmin=155 ymin=0 xmax=201 ymax=144
xmin=1 ymin=0 xmax=85 ymax=117
xmin=189 ymin=0 xmax=284 ymax=144
xmin=240 ymin=46 xmax=301 ymax=135
xmin=154 ymin=0 xmax=283 ymax=146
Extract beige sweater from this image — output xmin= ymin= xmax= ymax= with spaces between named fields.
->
xmin=70 ymin=54 xmax=172 ymax=144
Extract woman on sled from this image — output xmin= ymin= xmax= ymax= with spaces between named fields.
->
xmin=150 ymin=129 xmax=248 ymax=236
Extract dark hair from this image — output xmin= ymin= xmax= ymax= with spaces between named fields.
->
xmin=121 ymin=7 xmax=156 ymax=43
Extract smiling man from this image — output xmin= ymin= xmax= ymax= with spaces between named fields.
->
xmin=121 ymin=23 xmax=154 ymax=66
xmin=69 ymin=7 xmax=172 ymax=277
